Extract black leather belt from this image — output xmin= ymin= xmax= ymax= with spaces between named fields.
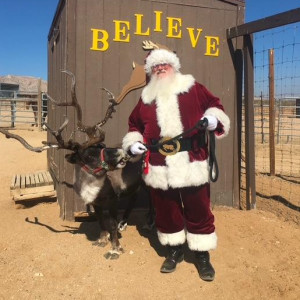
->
xmin=148 ymin=134 xmax=206 ymax=156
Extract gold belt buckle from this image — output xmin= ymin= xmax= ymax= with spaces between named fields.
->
xmin=158 ymin=137 xmax=181 ymax=156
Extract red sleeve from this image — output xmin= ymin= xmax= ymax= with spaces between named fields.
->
xmin=128 ymin=99 xmax=145 ymax=134
xmin=196 ymin=82 xmax=225 ymax=112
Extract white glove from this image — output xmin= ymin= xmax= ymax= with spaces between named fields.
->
xmin=202 ymin=115 xmax=218 ymax=131
xmin=130 ymin=142 xmax=147 ymax=155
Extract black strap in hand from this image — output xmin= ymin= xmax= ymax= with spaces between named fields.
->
xmin=208 ymin=130 xmax=219 ymax=182
xmin=194 ymin=118 xmax=219 ymax=182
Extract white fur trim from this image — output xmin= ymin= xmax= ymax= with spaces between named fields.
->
xmin=144 ymin=165 xmax=168 ymax=190
xmin=142 ymin=73 xmax=195 ymax=105
xmin=166 ymin=153 xmax=210 ymax=188
xmin=144 ymin=49 xmax=181 ymax=74
xmin=156 ymin=93 xmax=183 ymax=137
xmin=204 ymin=107 xmax=230 ymax=138
xmin=144 ymin=156 xmax=210 ymax=190
xmin=122 ymin=131 xmax=143 ymax=152
xmin=157 ymin=229 xmax=186 ymax=246
xmin=187 ymin=231 xmax=217 ymax=251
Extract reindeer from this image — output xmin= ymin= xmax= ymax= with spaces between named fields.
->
xmin=0 ymin=41 xmax=172 ymax=259
xmin=0 ymin=64 xmax=150 ymax=259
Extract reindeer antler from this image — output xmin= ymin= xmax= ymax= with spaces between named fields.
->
xmin=47 ymin=70 xmax=111 ymax=148
xmin=0 ymin=70 xmax=116 ymax=152
xmin=0 ymin=128 xmax=58 ymax=153
xmin=96 ymin=88 xmax=117 ymax=128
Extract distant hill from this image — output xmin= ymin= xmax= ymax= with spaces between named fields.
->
xmin=0 ymin=75 xmax=47 ymax=93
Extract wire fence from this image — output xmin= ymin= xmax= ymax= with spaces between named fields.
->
xmin=241 ymin=23 xmax=300 ymax=218
xmin=251 ymin=97 xmax=300 ymax=144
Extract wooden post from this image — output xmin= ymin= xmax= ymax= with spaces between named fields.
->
xmin=235 ymin=49 xmax=244 ymax=209
xmin=269 ymin=49 xmax=275 ymax=176
xmin=260 ymin=91 xmax=264 ymax=143
xmin=37 ymin=78 xmax=42 ymax=131
xmin=243 ymin=34 xmax=256 ymax=210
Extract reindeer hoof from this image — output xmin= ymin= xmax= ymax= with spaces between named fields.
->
xmin=118 ymin=220 xmax=128 ymax=232
xmin=104 ymin=251 xmax=119 ymax=260
xmin=104 ymin=248 xmax=124 ymax=260
xmin=109 ymin=253 xmax=120 ymax=260
xmin=92 ymin=240 xmax=108 ymax=247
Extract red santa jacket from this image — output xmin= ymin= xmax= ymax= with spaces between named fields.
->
xmin=122 ymin=73 xmax=230 ymax=190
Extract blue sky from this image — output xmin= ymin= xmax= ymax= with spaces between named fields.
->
xmin=0 ymin=0 xmax=299 ymax=81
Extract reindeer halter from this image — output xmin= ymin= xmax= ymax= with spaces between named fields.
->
xmin=81 ymin=148 xmax=110 ymax=175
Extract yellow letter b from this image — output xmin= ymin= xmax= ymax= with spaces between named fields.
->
xmin=90 ymin=28 xmax=109 ymax=52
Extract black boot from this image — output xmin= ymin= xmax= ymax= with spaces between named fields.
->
xmin=194 ymin=251 xmax=215 ymax=281
xmin=160 ymin=245 xmax=184 ymax=273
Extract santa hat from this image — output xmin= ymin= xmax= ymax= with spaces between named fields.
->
xmin=144 ymin=49 xmax=181 ymax=74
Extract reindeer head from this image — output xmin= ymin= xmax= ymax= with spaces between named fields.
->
xmin=65 ymin=143 xmax=129 ymax=176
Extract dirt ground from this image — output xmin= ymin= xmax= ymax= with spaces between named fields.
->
xmin=0 ymin=129 xmax=299 ymax=300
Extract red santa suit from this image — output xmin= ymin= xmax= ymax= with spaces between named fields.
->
xmin=122 ymin=51 xmax=230 ymax=252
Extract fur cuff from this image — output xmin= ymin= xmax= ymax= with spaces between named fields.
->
xmin=204 ymin=107 xmax=230 ymax=139
xmin=122 ymin=131 xmax=143 ymax=151
xmin=187 ymin=231 xmax=217 ymax=251
xmin=157 ymin=229 xmax=186 ymax=246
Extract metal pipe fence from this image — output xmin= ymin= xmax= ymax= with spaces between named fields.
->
xmin=0 ymin=92 xmax=48 ymax=129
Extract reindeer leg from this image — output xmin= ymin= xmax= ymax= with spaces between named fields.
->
xmin=92 ymin=205 xmax=110 ymax=247
xmin=104 ymin=199 xmax=124 ymax=260
xmin=118 ymin=192 xmax=138 ymax=232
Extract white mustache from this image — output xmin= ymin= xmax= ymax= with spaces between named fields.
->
xmin=156 ymin=69 xmax=166 ymax=75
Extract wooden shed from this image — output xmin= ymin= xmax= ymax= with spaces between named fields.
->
xmin=48 ymin=0 xmax=245 ymax=220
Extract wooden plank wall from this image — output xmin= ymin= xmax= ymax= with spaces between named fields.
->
xmin=48 ymin=0 xmax=245 ymax=220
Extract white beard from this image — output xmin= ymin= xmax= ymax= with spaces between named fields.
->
xmin=141 ymin=72 xmax=195 ymax=105
xmin=147 ymin=72 xmax=177 ymax=99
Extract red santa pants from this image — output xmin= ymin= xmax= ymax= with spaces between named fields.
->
xmin=150 ymin=184 xmax=215 ymax=241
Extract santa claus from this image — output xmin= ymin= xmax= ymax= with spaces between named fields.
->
xmin=122 ymin=48 xmax=230 ymax=281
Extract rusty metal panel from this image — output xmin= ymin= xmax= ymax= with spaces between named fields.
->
xmin=48 ymin=0 xmax=245 ymax=219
